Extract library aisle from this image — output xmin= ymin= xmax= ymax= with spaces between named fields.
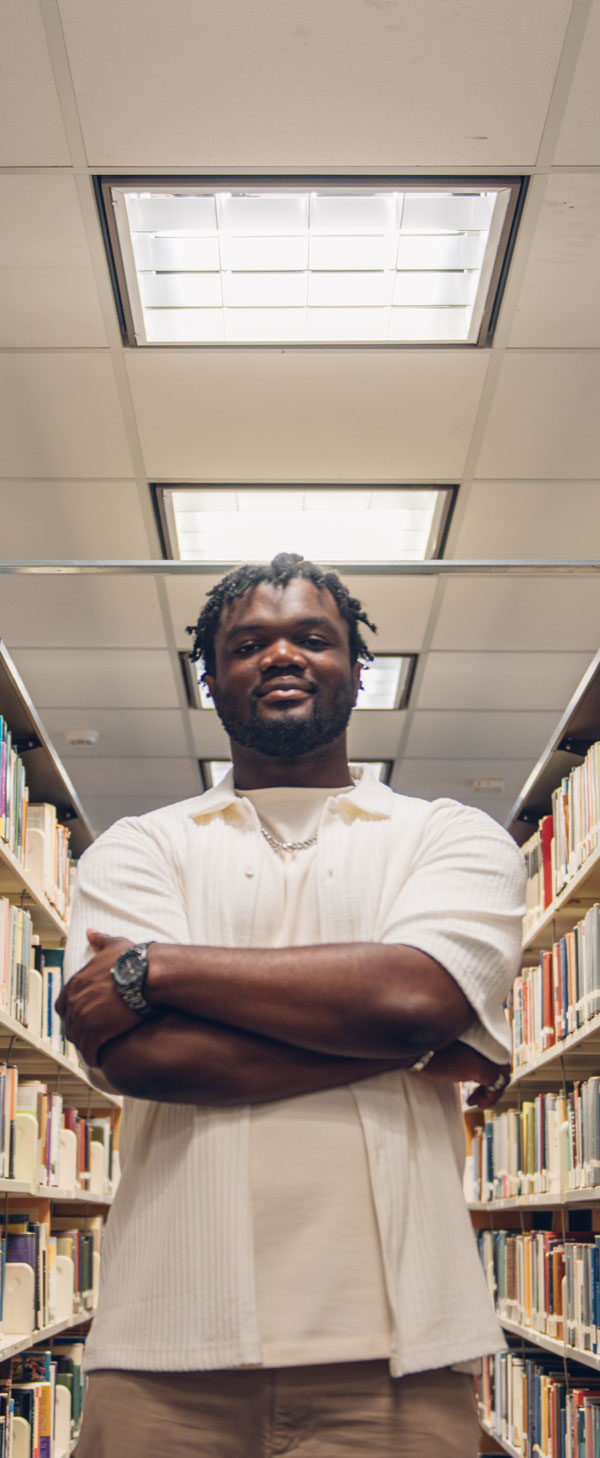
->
xmin=2 ymin=1 xmax=600 ymax=1454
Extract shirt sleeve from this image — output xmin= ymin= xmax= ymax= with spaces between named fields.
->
xmin=63 ymin=813 xmax=192 ymax=1088
xmin=380 ymin=799 xmax=526 ymax=1062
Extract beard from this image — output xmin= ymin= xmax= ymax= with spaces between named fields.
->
xmin=211 ymin=680 xmax=356 ymax=758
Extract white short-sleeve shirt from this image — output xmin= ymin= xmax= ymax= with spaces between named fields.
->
xmin=64 ymin=769 xmax=526 ymax=1376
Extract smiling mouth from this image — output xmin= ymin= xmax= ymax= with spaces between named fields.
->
xmin=258 ymin=684 xmax=314 ymax=703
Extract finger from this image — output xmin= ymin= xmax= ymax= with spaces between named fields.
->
xmin=87 ymin=929 xmax=117 ymax=948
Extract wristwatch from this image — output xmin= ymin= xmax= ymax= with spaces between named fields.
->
xmin=111 ymin=942 xmax=156 ymax=1019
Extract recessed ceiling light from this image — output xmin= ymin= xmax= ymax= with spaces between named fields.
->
xmin=102 ymin=178 xmax=524 ymax=346
xmin=357 ymin=656 xmax=414 ymax=711
xmin=159 ymin=485 xmax=453 ymax=565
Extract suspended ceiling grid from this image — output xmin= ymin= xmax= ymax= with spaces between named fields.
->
xmin=0 ymin=0 xmax=599 ymax=835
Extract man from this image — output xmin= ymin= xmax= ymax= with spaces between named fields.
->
xmin=58 ymin=552 xmax=525 ymax=1458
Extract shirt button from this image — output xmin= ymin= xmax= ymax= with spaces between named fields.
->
xmin=244 ymin=866 xmax=255 ymax=878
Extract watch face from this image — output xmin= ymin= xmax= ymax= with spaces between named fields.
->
xmin=112 ymin=944 xmax=153 ymax=1016
xmin=115 ymin=950 xmax=143 ymax=987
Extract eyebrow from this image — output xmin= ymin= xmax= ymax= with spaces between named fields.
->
xmin=224 ymin=615 xmax=335 ymax=643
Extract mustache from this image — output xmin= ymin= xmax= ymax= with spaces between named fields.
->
xmin=249 ymin=675 xmax=317 ymax=704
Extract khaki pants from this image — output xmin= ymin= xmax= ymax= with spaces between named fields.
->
xmin=74 ymin=1361 xmax=480 ymax=1457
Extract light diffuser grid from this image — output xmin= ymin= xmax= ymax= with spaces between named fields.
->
xmin=161 ymin=486 xmax=453 ymax=565
xmin=109 ymin=182 xmax=516 ymax=345
xmin=203 ymin=760 xmax=390 ymax=788
xmin=194 ymin=655 xmax=413 ymax=711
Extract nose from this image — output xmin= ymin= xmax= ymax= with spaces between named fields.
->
xmin=259 ymin=638 xmax=306 ymax=673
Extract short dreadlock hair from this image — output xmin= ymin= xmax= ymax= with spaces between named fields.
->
xmin=187 ymin=552 xmax=376 ymax=678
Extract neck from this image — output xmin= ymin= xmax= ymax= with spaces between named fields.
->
xmin=231 ymin=733 xmax=352 ymax=791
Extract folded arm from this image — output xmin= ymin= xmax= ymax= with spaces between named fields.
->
xmin=97 ymin=1011 xmax=425 ymax=1104
xmin=59 ymin=933 xmax=475 ymax=1066
xmin=61 ymin=934 xmax=509 ymax=1106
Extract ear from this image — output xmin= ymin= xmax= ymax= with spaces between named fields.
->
xmin=351 ymin=660 xmax=362 ymax=705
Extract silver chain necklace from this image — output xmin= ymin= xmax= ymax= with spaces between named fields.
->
xmin=260 ymin=825 xmax=318 ymax=856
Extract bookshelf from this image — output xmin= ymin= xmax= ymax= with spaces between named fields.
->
xmin=0 ymin=1312 xmax=96 ymax=1366
xmin=0 ymin=644 xmax=116 ymax=1454
xmin=0 ymin=1002 xmax=118 ymax=1108
xmin=506 ymin=649 xmax=600 ymax=849
xmin=0 ymin=640 xmax=94 ymax=861
xmin=473 ymin=667 xmax=600 ymax=1457
xmin=0 ymin=838 xmax=68 ymax=946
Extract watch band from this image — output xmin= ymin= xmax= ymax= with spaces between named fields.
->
xmin=111 ymin=941 xmax=156 ymax=1019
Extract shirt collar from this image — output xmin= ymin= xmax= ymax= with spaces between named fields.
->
xmin=188 ymin=764 xmax=393 ymax=827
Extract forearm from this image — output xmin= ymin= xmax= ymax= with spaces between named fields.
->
xmin=145 ymin=941 xmax=473 ymax=1059
xmin=97 ymin=1011 xmax=418 ymax=1104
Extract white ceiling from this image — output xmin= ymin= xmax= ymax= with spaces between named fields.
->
xmin=1 ymin=0 xmax=599 ymax=835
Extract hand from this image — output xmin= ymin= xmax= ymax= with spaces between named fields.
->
xmin=420 ymin=1042 xmax=511 ymax=1109
xmin=55 ymin=930 xmax=142 ymax=1066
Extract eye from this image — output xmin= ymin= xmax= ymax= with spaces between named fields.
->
xmin=302 ymin=636 xmax=328 ymax=650
xmin=234 ymin=640 xmax=261 ymax=657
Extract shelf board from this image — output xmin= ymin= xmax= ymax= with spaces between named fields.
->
xmin=0 ymin=1179 xmax=112 ymax=1204
xmin=469 ymin=1188 xmax=600 ymax=1211
xmin=502 ymin=1009 xmax=600 ymax=1093
xmin=501 ymin=1316 xmax=600 ymax=1371
xmin=0 ymin=640 xmax=94 ymax=859
xmin=522 ymin=839 xmax=600 ymax=952
xmin=0 ymin=1308 xmax=94 ymax=1362
xmin=478 ymin=1418 xmax=521 ymax=1458
xmin=506 ymin=649 xmax=600 ymax=844
xmin=0 ymin=1008 xmax=120 ymax=1109
xmin=0 ymin=837 xmax=67 ymax=944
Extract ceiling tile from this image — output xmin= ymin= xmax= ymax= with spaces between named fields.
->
xmin=166 ymin=573 xmax=437 ymax=655
xmin=10 ymin=648 xmax=181 ymax=709
xmin=416 ymin=651 xmax=594 ymax=711
xmin=475 ymin=353 xmax=600 ymax=478
xmin=348 ymin=711 xmax=406 ymax=759
xmin=508 ymin=175 xmax=600 ymax=347
xmin=0 ymin=0 xmax=70 ymax=164
xmin=81 ymin=795 xmax=188 ymax=836
xmin=0 ymin=481 xmax=150 ymax=558
xmin=0 ymin=354 xmax=133 ymax=477
xmin=62 ymin=755 xmax=200 ymax=797
xmin=554 ymin=0 xmax=600 ymax=163
xmin=127 ymin=349 xmax=487 ymax=481
xmin=451 ymin=481 xmax=600 ymax=558
xmin=431 ymin=578 xmax=600 ymax=651
xmin=42 ymin=707 xmax=188 ymax=757
xmin=0 ymin=175 xmax=107 ymax=347
xmin=59 ymin=0 xmax=570 ymax=166
xmin=403 ymin=710 xmax=559 ymax=760
xmin=390 ymin=756 xmax=534 ymax=824
xmin=188 ymin=711 xmax=231 ymax=759
xmin=0 ymin=578 xmax=168 ymax=649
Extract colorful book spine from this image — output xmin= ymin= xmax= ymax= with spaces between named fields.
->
xmin=523 ymin=741 xmax=600 ymax=923
xmin=478 ymin=1227 xmax=600 ymax=1357
xmin=509 ymin=903 xmax=600 ymax=1071
xmin=468 ymin=1078 xmax=600 ymax=1203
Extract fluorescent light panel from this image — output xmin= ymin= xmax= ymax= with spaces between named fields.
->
xmin=202 ymin=760 xmax=391 ymax=788
xmin=191 ymin=654 xmax=413 ymax=712
xmin=109 ymin=182 xmax=517 ymax=345
xmin=161 ymin=486 xmax=453 ymax=565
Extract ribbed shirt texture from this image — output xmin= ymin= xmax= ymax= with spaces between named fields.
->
xmin=64 ymin=770 xmax=526 ymax=1377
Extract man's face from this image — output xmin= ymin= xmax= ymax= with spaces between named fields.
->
xmin=205 ymin=578 xmax=361 ymax=760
